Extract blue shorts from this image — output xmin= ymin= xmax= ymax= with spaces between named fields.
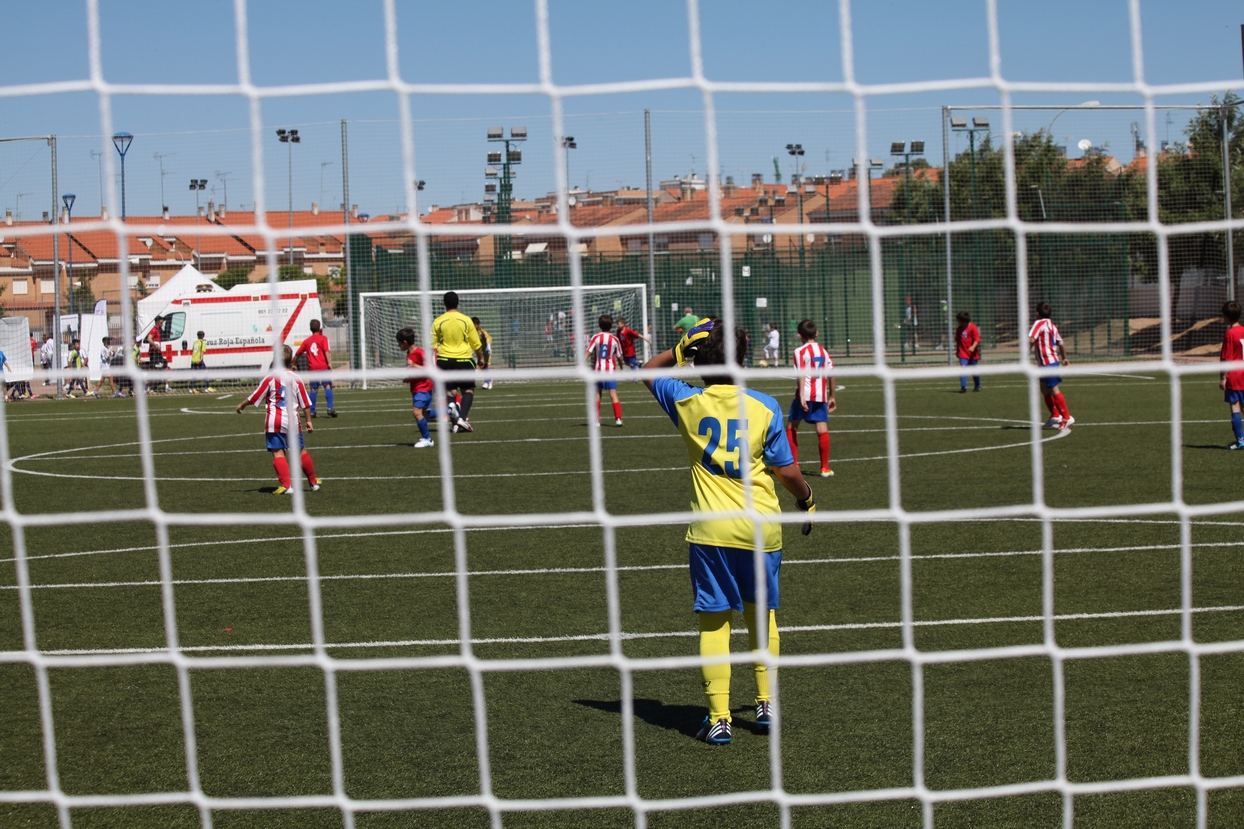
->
xmin=265 ymin=431 xmax=304 ymax=451
xmin=788 ymin=399 xmax=829 ymax=424
xmin=1225 ymin=389 xmax=1244 ymax=405
xmin=625 ymin=356 xmax=640 ymax=369
xmin=959 ymin=357 xmax=979 ymax=368
xmin=309 ymin=378 xmax=332 ymax=389
xmin=596 ymin=380 xmax=617 ymax=391
xmin=1039 ymin=361 xmax=1063 ymax=389
xmin=412 ymin=391 xmax=432 ymax=411
xmin=689 ymin=543 xmax=782 ymax=612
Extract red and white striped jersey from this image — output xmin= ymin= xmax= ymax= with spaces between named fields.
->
xmin=793 ymin=341 xmax=834 ymax=402
xmin=245 ymin=370 xmax=311 ymax=433
xmin=588 ymin=332 xmax=622 ymax=373
xmin=1028 ymin=318 xmax=1063 ymax=366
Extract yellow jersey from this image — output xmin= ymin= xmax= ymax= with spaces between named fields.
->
xmin=650 ymin=378 xmax=794 ymax=551
xmin=433 ymin=309 xmax=482 ymax=360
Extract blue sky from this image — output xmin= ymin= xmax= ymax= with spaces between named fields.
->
xmin=0 ymin=0 xmax=1240 ymax=221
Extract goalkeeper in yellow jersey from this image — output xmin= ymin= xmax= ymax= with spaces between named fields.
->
xmin=642 ymin=318 xmax=815 ymax=746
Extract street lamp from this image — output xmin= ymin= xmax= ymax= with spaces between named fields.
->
xmin=951 ymin=116 xmax=990 ymax=335
xmin=561 ymin=136 xmax=577 ymax=198
xmin=276 ymin=128 xmax=300 ymax=267
xmin=487 ymin=126 xmax=526 ymax=283
xmin=1047 ymin=100 xmax=1100 ymax=137
xmin=62 ymin=194 xmax=75 ymax=316
xmin=786 ymin=143 xmax=806 ymax=258
xmin=111 ymin=132 xmax=133 ymax=222
xmin=190 ymin=179 xmax=207 ymax=265
xmin=412 ymin=179 xmax=425 ymax=215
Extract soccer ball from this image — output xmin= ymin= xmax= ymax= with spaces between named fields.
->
xmin=759 ymin=360 xmax=769 ymax=368
xmin=447 ymin=401 xmax=460 ymax=421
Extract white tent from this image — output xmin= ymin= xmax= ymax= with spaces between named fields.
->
xmin=137 ymin=263 xmax=221 ymax=334
xmin=0 ymin=317 xmax=33 ymax=383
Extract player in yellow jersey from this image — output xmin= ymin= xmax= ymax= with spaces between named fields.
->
xmin=189 ymin=330 xmax=214 ymax=393
xmin=643 ymin=318 xmax=815 ymax=745
xmin=432 ymin=291 xmax=483 ymax=432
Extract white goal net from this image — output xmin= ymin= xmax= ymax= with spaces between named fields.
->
xmin=358 ymin=284 xmax=649 ymax=384
xmin=2 ymin=2 xmax=1243 ymax=829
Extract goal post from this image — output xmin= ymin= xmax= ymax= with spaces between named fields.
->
xmin=358 ymin=283 xmax=650 ymax=387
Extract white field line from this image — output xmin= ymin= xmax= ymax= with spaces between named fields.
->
xmin=6 ymin=540 xmax=1243 ymax=590
xmin=5 ymin=415 xmax=1083 ymax=483
xmin=29 ymin=603 xmax=1244 ymax=657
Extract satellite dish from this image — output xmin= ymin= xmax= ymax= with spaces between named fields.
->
xmin=762 ymin=233 xmax=773 ymax=244
xmin=805 ymin=233 xmax=816 ymax=243
xmin=1077 ymin=139 xmax=1092 ymax=152
xmin=567 ymin=195 xmax=577 ymax=207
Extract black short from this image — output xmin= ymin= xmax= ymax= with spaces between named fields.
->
xmin=436 ymin=357 xmax=476 ymax=391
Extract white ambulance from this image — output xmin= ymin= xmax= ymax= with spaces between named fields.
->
xmin=137 ymin=269 xmax=322 ymax=372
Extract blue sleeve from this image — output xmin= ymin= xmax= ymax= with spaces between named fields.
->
xmin=649 ymin=376 xmax=698 ymax=425
xmin=758 ymin=394 xmax=794 ymax=468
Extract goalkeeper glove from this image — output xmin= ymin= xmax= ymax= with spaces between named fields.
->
xmin=674 ymin=318 xmax=715 ymax=366
xmin=796 ymin=493 xmax=816 ymax=536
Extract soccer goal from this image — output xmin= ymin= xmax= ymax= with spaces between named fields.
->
xmin=357 ymin=284 xmax=650 ymax=386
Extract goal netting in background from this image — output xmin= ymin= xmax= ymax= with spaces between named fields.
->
xmin=4 ymin=1 xmax=1244 ymax=828
xmin=358 ymin=284 xmax=649 ymax=383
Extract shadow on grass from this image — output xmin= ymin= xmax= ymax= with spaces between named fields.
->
xmin=574 ymin=698 xmax=705 ymax=740
xmin=1183 ymin=443 xmax=1237 ymax=451
xmin=574 ymin=697 xmax=771 ymax=742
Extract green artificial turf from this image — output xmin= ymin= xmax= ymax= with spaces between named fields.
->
xmin=0 ymin=370 xmax=1241 ymax=827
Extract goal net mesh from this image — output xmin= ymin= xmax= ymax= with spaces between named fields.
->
xmin=2 ymin=1 xmax=1242 ymax=828
xmin=359 ymin=285 xmax=649 ymax=380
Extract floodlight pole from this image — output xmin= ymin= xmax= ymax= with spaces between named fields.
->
xmin=1224 ymin=103 xmax=1236 ymax=301
xmin=942 ymin=108 xmax=953 ymax=366
xmin=112 ymin=132 xmax=132 ymax=222
xmin=276 ymin=129 xmax=300 ymax=267
xmin=190 ymin=179 xmax=206 ymax=265
xmin=341 ymin=119 xmax=356 ymax=371
xmin=645 ymin=110 xmax=658 ymax=352
xmin=892 ymin=142 xmax=924 ymax=362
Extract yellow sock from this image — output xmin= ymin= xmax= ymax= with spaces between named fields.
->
xmin=744 ymin=602 xmax=779 ymax=704
xmin=698 ymin=610 xmax=733 ymax=722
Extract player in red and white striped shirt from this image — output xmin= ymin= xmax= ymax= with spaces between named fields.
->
xmin=1029 ymin=302 xmax=1074 ymax=429
xmin=235 ymin=345 xmax=321 ymax=494
xmin=786 ymin=320 xmax=837 ymax=477
xmin=587 ymin=314 xmax=625 ymax=426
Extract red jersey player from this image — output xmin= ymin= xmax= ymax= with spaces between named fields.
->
xmin=294 ymin=318 xmax=336 ymax=417
xmin=1029 ymin=302 xmax=1074 ymax=429
xmin=955 ymin=310 xmax=982 ymax=393
xmin=587 ymin=314 xmax=624 ymax=426
xmin=235 ymin=345 xmax=320 ymax=494
xmin=1219 ymin=300 xmax=1244 ymax=450
xmin=786 ymin=319 xmax=837 ymax=477
xmin=396 ymin=327 xmax=436 ymax=448
xmin=615 ymin=316 xmax=649 ymax=370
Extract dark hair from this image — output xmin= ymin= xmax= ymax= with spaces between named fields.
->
xmin=395 ymin=327 xmax=416 ymax=347
xmin=796 ymin=319 xmax=817 ymax=340
xmin=956 ymin=311 xmax=970 ymax=324
xmin=695 ymin=318 xmax=748 ymax=385
xmin=197 ymin=330 xmax=205 ymax=339
xmin=282 ymin=344 xmax=294 ymax=368
xmin=102 ymin=336 xmax=111 ymax=344
xmin=617 ymin=317 xmax=626 ymax=326
xmin=471 ymin=316 xmax=481 ymax=326
xmin=598 ymin=314 xmax=613 ymax=332
xmin=1036 ymin=302 xmax=1052 ymax=320
xmin=1224 ymin=301 xmax=1242 ymax=324
xmin=443 ymin=291 xmax=459 ymax=310
xmin=309 ymin=319 xmax=322 ymax=333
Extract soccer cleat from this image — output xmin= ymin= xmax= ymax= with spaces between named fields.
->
xmin=755 ymin=701 xmax=774 ymax=732
xmin=1230 ymin=440 xmax=1244 ymax=450
xmin=959 ymin=387 xmax=967 ymax=394
xmin=973 ymin=386 xmax=981 ymax=392
xmin=414 ymin=438 xmax=434 ymax=448
xmin=1060 ymin=416 xmax=1076 ymax=429
xmin=273 ymin=486 xmax=289 ymax=496
xmin=190 ymin=388 xmax=199 ymax=394
xmin=1042 ymin=417 xmax=1063 ymax=429
xmin=455 ymin=417 xmax=473 ymax=433
xmin=615 ymin=418 xmax=623 ymax=427
xmin=328 ymin=409 xmax=338 ymax=418
xmin=310 ymin=483 xmax=321 ymax=492
xmin=695 ymin=716 xmax=731 ymax=746
xmin=820 ymin=468 xmax=834 ymax=478
xmin=310 ymin=411 xmax=318 ymax=419
xmin=113 ymin=391 xmax=123 ymax=398
xmin=205 ymin=386 xmax=216 ymax=393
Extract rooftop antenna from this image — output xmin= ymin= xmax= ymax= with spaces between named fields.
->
xmin=214 ymin=170 xmax=232 ymax=208
xmin=154 ymin=151 xmax=175 ymax=211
